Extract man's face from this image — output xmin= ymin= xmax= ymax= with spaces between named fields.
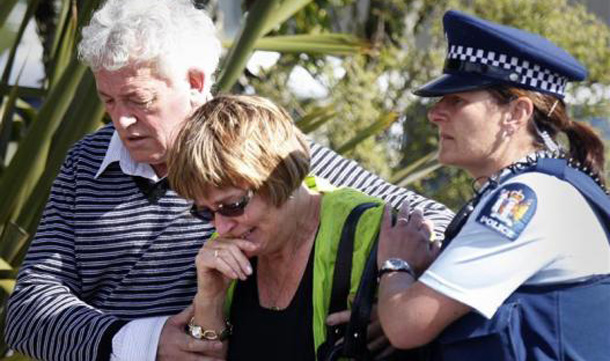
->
xmin=94 ymin=65 xmax=197 ymax=173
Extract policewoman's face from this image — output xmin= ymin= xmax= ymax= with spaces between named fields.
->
xmin=428 ymin=90 xmax=510 ymax=176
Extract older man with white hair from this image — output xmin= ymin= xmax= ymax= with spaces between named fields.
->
xmin=4 ymin=1 xmax=453 ymax=360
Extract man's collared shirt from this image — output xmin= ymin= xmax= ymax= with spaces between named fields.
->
xmin=95 ymin=131 xmax=162 ymax=182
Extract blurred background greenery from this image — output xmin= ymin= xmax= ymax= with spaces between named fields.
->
xmin=0 ymin=0 xmax=609 ymax=358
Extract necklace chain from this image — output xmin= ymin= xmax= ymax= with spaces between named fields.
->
xmin=473 ymin=149 xmax=607 ymax=197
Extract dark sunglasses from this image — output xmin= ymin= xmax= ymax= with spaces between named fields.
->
xmin=190 ymin=190 xmax=253 ymax=222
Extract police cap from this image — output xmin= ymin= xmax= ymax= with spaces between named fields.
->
xmin=414 ymin=10 xmax=587 ymax=98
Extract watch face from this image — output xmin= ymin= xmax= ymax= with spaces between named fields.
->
xmin=380 ymin=258 xmax=415 ymax=279
xmin=382 ymin=258 xmax=411 ymax=273
xmin=388 ymin=258 xmax=403 ymax=270
xmin=190 ymin=325 xmax=203 ymax=339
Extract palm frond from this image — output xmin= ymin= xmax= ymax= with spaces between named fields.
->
xmin=216 ymin=0 xmax=282 ymax=92
xmin=336 ymin=112 xmax=398 ymax=154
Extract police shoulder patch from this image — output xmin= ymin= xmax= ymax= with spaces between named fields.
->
xmin=476 ymin=182 xmax=537 ymax=240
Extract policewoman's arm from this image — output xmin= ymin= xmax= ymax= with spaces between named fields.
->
xmin=376 ymin=171 xmax=605 ymax=349
xmin=376 ymin=203 xmax=470 ymax=349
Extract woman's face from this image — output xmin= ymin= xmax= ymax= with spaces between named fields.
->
xmin=193 ymin=186 xmax=287 ymax=257
xmin=427 ymin=90 xmax=509 ymax=175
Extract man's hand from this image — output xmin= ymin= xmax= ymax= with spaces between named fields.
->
xmin=157 ymin=305 xmax=225 ymax=361
xmin=326 ymin=306 xmax=395 ymax=360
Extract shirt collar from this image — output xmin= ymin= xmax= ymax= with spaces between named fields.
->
xmin=95 ymin=131 xmax=162 ymax=182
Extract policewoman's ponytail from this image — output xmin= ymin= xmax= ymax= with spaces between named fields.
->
xmin=491 ymin=86 xmax=606 ymax=186
xmin=562 ymin=119 xmax=605 ymax=181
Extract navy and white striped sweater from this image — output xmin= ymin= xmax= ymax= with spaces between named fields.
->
xmin=5 ymin=124 xmax=454 ymax=361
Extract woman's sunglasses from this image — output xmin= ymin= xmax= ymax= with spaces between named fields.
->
xmin=190 ymin=190 xmax=253 ymax=222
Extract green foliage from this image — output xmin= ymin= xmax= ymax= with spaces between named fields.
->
xmin=254 ymin=34 xmax=371 ymax=55
xmin=0 ymin=0 xmax=20 ymax=29
xmin=0 ymin=28 xmax=16 ymax=55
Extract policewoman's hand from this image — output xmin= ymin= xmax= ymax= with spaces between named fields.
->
xmin=377 ymin=202 xmax=440 ymax=276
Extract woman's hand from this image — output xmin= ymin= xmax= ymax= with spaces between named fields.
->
xmin=195 ymin=237 xmax=259 ymax=299
xmin=191 ymin=238 xmax=258 ymax=360
xmin=377 ymin=202 xmax=440 ymax=276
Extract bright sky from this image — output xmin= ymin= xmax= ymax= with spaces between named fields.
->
xmin=0 ymin=2 xmax=44 ymax=87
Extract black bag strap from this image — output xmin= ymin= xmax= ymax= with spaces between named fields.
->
xmin=317 ymin=202 xmax=379 ymax=360
xmin=342 ymin=240 xmax=379 ymax=358
xmin=440 ymin=199 xmax=477 ymax=250
xmin=328 ymin=202 xmax=379 ymax=315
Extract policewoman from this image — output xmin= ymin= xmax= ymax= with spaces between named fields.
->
xmin=375 ymin=10 xmax=610 ymax=361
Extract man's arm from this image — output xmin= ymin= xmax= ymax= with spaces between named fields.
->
xmin=112 ymin=310 xmax=223 ymax=361
xmin=309 ymin=142 xmax=454 ymax=239
xmin=4 ymin=153 xmax=124 ymax=361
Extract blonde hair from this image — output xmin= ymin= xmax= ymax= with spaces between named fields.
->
xmin=168 ymin=95 xmax=310 ymax=206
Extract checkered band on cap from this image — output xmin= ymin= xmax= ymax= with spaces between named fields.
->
xmin=447 ymin=44 xmax=569 ymax=96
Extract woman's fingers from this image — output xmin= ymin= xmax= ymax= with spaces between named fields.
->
xmin=200 ymin=239 xmax=256 ymax=280
xmin=379 ymin=203 xmax=438 ymax=273
xmin=209 ymin=249 xmax=243 ymax=280
xmin=406 ymin=209 xmax=424 ymax=230
xmin=229 ymin=238 xmax=259 ymax=254
xmin=325 ymin=309 xmax=351 ymax=326
xmin=402 ymin=210 xmax=434 ymax=245
xmin=423 ymin=219 xmax=435 ymax=241
xmin=397 ymin=198 xmax=411 ymax=219
xmin=381 ymin=204 xmax=393 ymax=232
xmin=215 ymin=244 xmax=251 ymax=280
